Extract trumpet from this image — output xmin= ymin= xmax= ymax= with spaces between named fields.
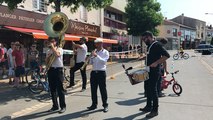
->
xmin=80 ymin=49 xmax=97 ymax=70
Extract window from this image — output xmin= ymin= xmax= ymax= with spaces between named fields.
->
xmin=117 ymin=14 xmax=123 ymax=21
xmin=104 ymin=10 xmax=123 ymax=22
xmin=104 ymin=10 xmax=110 ymax=18
xmin=32 ymin=0 xmax=47 ymax=12
xmin=111 ymin=13 xmax=116 ymax=20
xmin=172 ymin=28 xmax=177 ymax=37
xmin=80 ymin=5 xmax=88 ymax=22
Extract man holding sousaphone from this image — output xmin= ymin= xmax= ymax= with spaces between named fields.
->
xmin=45 ymin=37 xmax=66 ymax=114
xmin=139 ymin=31 xmax=170 ymax=118
xmin=68 ymin=37 xmax=88 ymax=92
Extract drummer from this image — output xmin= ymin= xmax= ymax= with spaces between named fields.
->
xmin=139 ymin=31 xmax=170 ymax=118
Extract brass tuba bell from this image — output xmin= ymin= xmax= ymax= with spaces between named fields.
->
xmin=43 ymin=12 xmax=69 ymax=72
xmin=43 ymin=12 xmax=69 ymax=38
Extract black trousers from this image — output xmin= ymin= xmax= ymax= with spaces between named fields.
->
xmin=48 ymin=67 xmax=66 ymax=109
xmin=70 ymin=62 xmax=87 ymax=89
xmin=90 ymin=71 xmax=108 ymax=107
xmin=144 ymin=68 xmax=160 ymax=111
xmin=157 ymin=68 xmax=164 ymax=94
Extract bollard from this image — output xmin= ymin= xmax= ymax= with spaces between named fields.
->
xmin=110 ymin=54 xmax=115 ymax=79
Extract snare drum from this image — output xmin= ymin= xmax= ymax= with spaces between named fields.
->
xmin=129 ymin=68 xmax=149 ymax=85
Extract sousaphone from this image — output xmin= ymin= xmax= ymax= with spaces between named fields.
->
xmin=44 ymin=12 xmax=69 ymax=71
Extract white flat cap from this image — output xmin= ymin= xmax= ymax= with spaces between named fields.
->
xmin=94 ymin=38 xmax=103 ymax=43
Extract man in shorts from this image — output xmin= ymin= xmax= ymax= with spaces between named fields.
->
xmin=12 ymin=42 xmax=25 ymax=87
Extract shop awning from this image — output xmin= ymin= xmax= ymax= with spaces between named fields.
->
xmin=4 ymin=26 xmax=81 ymax=41
xmin=102 ymin=38 xmax=118 ymax=44
xmin=4 ymin=26 xmax=118 ymax=44
xmin=87 ymin=36 xmax=118 ymax=44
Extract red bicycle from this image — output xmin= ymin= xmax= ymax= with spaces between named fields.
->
xmin=161 ymin=70 xmax=183 ymax=96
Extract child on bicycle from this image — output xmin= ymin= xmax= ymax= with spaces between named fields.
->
xmin=179 ymin=47 xmax=184 ymax=57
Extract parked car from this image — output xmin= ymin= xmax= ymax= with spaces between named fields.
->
xmin=195 ymin=44 xmax=213 ymax=53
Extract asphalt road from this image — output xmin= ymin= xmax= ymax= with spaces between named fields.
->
xmin=1 ymin=50 xmax=213 ymax=120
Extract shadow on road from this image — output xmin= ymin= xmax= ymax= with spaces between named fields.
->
xmin=115 ymin=96 xmax=146 ymax=106
xmin=104 ymin=112 xmax=148 ymax=120
xmin=45 ymin=109 xmax=103 ymax=120
xmin=0 ymin=86 xmax=51 ymax=106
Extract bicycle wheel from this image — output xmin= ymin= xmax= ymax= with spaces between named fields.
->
xmin=172 ymin=83 xmax=182 ymax=96
xmin=25 ymin=70 xmax=34 ymax=84
xmin=173 ymin=54 xmax=179 ymax=60
xmin=29 ymin=80 xmax=44 ymax=94
xmin=183 ymin=53 xmax=189 ymax=59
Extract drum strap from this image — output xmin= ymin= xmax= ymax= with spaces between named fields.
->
xmin=145 ymin=41 xmax=158 ymax=66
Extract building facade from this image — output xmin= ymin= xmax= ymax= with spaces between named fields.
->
xmin=157 ymin=20 xmax=180 ymax=50
xmin=157 ymin=19 xmax=196 ymax=50
xmin=101 ymin=0 xmax=129 ymax=51
xmin=171 ymin=14 xmax=206 ymax=48
xmin=0 ymin=0 xmax=127 ymax=65
xmin=205 ymin=25 xmax=213 ymax=44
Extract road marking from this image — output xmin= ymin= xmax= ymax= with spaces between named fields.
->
xmin=10 ymin=63 xmax=142 ymax=119
xmin=199 ymin=58 xmax=213 ymax=74
xmin=11 ymin=102 xmax=51 ymax=119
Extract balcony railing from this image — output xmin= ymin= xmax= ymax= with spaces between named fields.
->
xmin=104 ymin=17 xmax=126 ymax=30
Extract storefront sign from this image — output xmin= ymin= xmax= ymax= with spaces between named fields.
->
xmin=0 ymin=5 xmax=47 ymax=29
xmin=0 ymin=5 xmax=100 ymax=37
xmin=68 ymin=20 xmax=100 ymax=37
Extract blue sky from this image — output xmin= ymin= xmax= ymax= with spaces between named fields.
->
xmin=157 ymin=0 xmax=213 ymax=25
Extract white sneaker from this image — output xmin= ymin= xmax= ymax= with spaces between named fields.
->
xmin=2 ymin=75 xmax=8 ymax=79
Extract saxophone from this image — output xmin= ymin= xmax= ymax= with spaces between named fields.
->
xmin=44 ymin=12 xmax=69 ymax=72
xmin=80 ymin=49 xmax=96 ymax=70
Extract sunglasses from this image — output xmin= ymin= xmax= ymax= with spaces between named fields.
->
xmin=32 ymin=46 xmax=36 ymax=47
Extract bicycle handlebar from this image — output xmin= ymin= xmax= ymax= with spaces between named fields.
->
xmin=170 ymin=70 xmax=179 ymax=75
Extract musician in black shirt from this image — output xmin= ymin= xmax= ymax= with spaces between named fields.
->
xmin=139 ymin=31 xmax=170 ymax=118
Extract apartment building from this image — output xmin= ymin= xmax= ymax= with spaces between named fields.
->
xmin=171 ymin=14 xmax=206 ymax=46
xmin=157 ymin=19 xmax=196 ymax=50
xmin=101 ymin=0 xmax=128 ymax=51
xmin=157 ymin=19 xmax=180 ymax=50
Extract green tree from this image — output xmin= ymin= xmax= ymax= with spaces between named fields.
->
xmin=0 ymin=0 xmax=112 ymax=12
xmin=125 ymin=0 xmax=163 ymax=36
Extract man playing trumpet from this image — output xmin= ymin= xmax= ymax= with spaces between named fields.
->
xmin=68 ymin=37 xmax=88 ymax=92
xmin=87 ymin=38 xmax=109 ymax=113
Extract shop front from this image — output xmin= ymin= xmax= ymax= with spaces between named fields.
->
xmin=0 ymin=5 xmax=118 ymax=66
